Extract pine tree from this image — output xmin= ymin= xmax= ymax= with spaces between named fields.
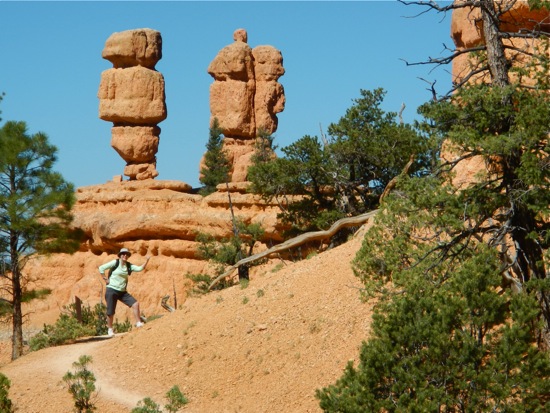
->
xmin=317 ymin=86 xmax=550 ymax=411
xmin=199 ymin=118 xmax=230 ymax=196
xmin=0 ymin=120 xmax=80 ymax=360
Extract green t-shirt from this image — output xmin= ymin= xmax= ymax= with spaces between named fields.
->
xmin=98 ymin=259 xmax=144 ymax=292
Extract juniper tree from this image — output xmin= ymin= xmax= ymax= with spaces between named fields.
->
xmin=318 ymin=83 xmax=550 ymax=412
xmin=248 ymin=89 xmax=430 ymax=236
xmin=317 ymin=1 xmax=550 ymax=410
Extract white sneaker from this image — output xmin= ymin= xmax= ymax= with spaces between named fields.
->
xmin=107 ymin=328 xmax=114 ymax=337
xmin=135 ymin=321 xmax=144 ymax=328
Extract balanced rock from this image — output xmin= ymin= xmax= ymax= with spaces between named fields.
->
xmin=98 ymin=67 xmax=167 ymax=124
xmin=111 ymin=126 xmax=160 ymax=164
xmin=102 ymin=28 xmax=162 ymax=69
xmin=98 ymin=28 xmax=166 ymax=181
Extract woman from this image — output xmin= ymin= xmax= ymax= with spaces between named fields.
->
xmin=98 ymin=248 xmax=151 ymax=337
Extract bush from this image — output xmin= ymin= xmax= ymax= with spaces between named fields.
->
xmin=132 ymin=386 xmax=188 ymax=413
xmin=186 ymin=273 xmax=218 ymax=295
xmin=0 ymin=373 xmax=14 ymax=413
xmin=132 ymin=398 xmax=162 ymax=413
xmin=164 ymin=386 xmax=189 ymax=412
xmin=63 ymin=355 xmax=96 ymax=413
xmin=29 ymin=314 xmax=95 ymax=351
xmin=28 ymin=302 xmax=132 ymax=351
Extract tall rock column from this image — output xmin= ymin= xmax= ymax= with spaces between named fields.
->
xmin=98 ymin=28 xmax=167 ymax=181
xmin=206 ymin=29 xmax=285 ymax=183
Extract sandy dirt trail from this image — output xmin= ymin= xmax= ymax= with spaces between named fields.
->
xmin=1 ymin=231 xmax=375 ymax=413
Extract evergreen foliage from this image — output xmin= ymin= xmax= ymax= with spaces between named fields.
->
xmin=0 ymin=373 xmax=14 ymax=413
xmin=0 ymin=120 xmax=81 ymax=360
xmin=132 ymin=398 xmax=162 ymax=413
xmin=63 ymin=355 xmax=97 ymax=413
xmin=132 ymin=385 xmax=188 ymax=413
xmin=317 ymin=53 xmax=550 ymax=413
xmin=317 ymin=2 xmax=550 ymax=409
xmin=197 ymin=218 xmax=264 ymax=269
xmin=189 ymin=218 xmax=265 ymax=291
xmin=199 ymin=118 xmax=230 ymax=195
xmin=317 ymin=86 xmax=550 ymax=406
xmin=248 ymin=89 xmax=431 ymax=236
xmin=29 ymin=302 xmax=131 ymax=350
xmin=251 ymin=128 xmax=277 ymax=165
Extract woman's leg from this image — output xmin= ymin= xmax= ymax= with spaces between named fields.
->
xmin=131 ymin=301 xmax=141 ymax=325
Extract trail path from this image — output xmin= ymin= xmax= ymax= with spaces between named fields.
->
xmin=1 ymin=229 xmax=375 ymax=413
xmin=1 ymin=333 xmax=148 ymax=412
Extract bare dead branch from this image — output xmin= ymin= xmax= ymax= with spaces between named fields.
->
xmin=398 ymin=103 xmax=406 ymax=124
xmin=319 ymin=123 xmax=329 ymax=147
xmin=208 ymin=209 xmax=379 ymax=290
xmin=380 ymin=154 xmax=415 ymax=204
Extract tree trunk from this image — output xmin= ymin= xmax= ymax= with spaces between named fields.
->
xmin=9 ymin=229 xmax=24 ymax=360
xmin=11 ymin=266 xmax=23 ymax=360
xmin=480 ymin=0 xmax=510 ymax=88
xmin=479 ymin=0 xmax=549 ymax=347
xmin=506 ymin=159 xmax=550 ymax=348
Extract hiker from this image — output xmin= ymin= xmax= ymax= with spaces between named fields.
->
xmin=98 ymin=247 xmax=151 ymax=337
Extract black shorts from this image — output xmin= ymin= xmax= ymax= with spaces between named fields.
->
xmin=105 ymin=287 xmax=137 ymax=316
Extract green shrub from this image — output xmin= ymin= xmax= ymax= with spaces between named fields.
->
xmin=63 ymin=355 xmax=96 ymax=413
xmin=164 ymin=386 xmax=189 ymax=412
xmin=29 ymin=314 xmax=94 ymax=351
xmin=132 ymin=385 xmax=188 ymax=413
xmin=0 ymin=373 xmax=14 ymax=413
xmin=115 ymin=317 xmax=132 ymax=333
xmin=28 ymin=302 xmax=131 ymax=351
xmin=186 ymin=273 xmax=216 ymax=295
xmin=132 ymin=398 xmax=162 ymax=413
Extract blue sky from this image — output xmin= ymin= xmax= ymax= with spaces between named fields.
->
xmin=1 ymin=1 xmax=453 ymax=189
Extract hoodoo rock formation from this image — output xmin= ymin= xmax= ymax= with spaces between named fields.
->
xmin=19 ymin=28 xmax=288 ymax=326
xmin=206 ymin=28 xmax=286 ymax=183
xmin=98 ymin=28 xmax=167 ymax=181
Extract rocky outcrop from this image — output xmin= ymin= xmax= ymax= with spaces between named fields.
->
xmin=98 ymin=29 xmax=167 ymax=181
xmin=206 ymin=29 xmax=285 ymax=183
xmin=23 ymin=180 xmax=286 ymax=323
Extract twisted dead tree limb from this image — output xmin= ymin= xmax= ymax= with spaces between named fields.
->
xmin=208 ymin=209 xmax=379 ymax=290
xmin=379 ymin=153 xmax=415 ymax=204
xmin=208 ymin=153 xmax=417 ymax=291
